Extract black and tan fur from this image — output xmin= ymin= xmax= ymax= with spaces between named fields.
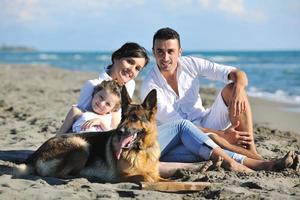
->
xmin=15 ymin=87 xmax=161 ymax=183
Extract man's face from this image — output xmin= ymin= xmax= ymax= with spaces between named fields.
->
xmin=152 ymin=39 xmax=182 ymax=73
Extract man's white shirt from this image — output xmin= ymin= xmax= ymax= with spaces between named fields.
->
xmin=140 ymin=56 xmax=235 ymax=126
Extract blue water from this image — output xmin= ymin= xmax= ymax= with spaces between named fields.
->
xmin=1 ymin=50 xmax=300 ymax=106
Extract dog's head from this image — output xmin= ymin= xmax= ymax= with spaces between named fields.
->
xmin=114 ymin=86 xmax=158 ymax=160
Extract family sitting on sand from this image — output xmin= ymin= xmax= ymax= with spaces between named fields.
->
xmin=57 ymin=27 xmax=299 ymax=177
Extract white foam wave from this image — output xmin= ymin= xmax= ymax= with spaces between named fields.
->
xmin=210 ymin=56 xmax=239 ymax=62
xmin=39 ymin=53 xmax=59 ymax=60
xmin=73 ymin=54 xmax=82 ymax=60
xmin=96 ymin=55 xmax=110 ymax=61
xmin=248 ymin=87 xmax=300 ymax=105
xmin=187 ymin=53 xmax=205 ymax=58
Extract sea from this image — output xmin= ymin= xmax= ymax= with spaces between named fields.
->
xmin=1 ymin=50 xmax=300 ymax=111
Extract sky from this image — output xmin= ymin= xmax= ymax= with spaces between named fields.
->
xmin=1 ymin=0 xmax=300 ymax=51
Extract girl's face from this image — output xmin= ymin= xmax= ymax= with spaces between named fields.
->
xmin=91 ymin=89 xmax=120 ymax=115
xmin=111 ymin=57 xmax=146 ymax=85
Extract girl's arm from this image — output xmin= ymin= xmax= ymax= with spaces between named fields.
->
xmin=56 ymin=106 xmax=83 ymax=135
xmin=111 ymin=111 xmax=121 ymax=129
xmin=80 ymin=117 xmax=112 ymax=131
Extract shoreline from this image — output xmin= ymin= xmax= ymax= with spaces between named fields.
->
xmin=2 ymin=61 xmax=300 ymax=113
xmin=250 ymin=96 xmax=300 ymax=133
xmin=0 ymin=63 xmax=299 ymax=199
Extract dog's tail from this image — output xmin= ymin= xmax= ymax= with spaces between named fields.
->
xmin=13 ymin=163 xmax=34 ymax=177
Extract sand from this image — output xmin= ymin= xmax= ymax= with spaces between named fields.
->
xmin=0 ymin=63 xmax=299 ymax=199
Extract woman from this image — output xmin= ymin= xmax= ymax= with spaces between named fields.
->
xmin=57 ymin=42 xmax=149 ymax=134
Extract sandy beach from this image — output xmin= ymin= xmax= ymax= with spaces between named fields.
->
xmin=0 ymin=63 xmax=299 ymax=199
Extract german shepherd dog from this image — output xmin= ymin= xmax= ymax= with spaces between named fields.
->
xmin=15 ymin=87 xmax=161 ymax=183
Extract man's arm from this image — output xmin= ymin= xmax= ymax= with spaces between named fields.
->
xmin=228 ymin=69 xmax=248 ymax=86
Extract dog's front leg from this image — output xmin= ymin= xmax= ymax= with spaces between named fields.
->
xmin=121 ymin=174 xmax=146 ymax=183
xmin=121 ymin=173 xmax=158 ymax=183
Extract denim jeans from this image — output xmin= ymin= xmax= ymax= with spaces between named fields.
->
xmin=157 ymin=119 xmax=245 ymax=163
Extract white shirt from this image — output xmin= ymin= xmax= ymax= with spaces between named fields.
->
xmin=140 ymin=56 xmax=236 ymax=126
xmin=72 ymin=112 xmax=112 ymax=133
xmin=77 ymin=68 xmax=135 ymax=111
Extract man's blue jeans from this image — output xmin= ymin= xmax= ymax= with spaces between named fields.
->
xmin=158 ymin=119 xmax=245 ymax=163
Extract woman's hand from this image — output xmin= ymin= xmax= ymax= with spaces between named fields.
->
xmin=223 ymin=121 xmax=252 ymax=148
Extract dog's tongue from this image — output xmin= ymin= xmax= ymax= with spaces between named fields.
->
xmin=115 ymin=134 xmax=135 ymax=160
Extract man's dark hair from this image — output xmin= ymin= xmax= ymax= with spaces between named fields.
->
xmin=152 ymin=27 xmax=181 ymax=48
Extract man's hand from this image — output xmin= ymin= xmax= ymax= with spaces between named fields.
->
xmin=223 ymin=121 xmax=252 ymax=148
xmin=228 ymin=70 xmax=248 ymax=117
xmin=230 ymin=83 xmax=247 ymax=117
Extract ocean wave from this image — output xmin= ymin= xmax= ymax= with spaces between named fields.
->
xmin=186 ymin=53 xmax=205 ymax=58
xmin=39 ymin=53 xmax=59 ymax=60
xmin=96 ymin=55 xmax=110 ymax=61
xmin=73 ymin=54 xmax=82 ymax=60
xmin=248 ymin=87 xmax=300 ymax=105
xmin=209 ymin=56 xmax=239 ymax=62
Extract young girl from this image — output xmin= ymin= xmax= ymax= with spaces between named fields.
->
xmin=57 ymin=80 xmax=122 ymax=134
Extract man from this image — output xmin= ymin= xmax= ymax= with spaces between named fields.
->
xmin=141 ymin=27 xmax=261 ymax=160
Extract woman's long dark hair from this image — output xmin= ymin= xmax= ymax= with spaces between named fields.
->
xmin=111 ymin=42 xmax=149 ymax=67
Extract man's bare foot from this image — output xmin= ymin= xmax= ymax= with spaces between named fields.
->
xmin=291 ymin=153 xmax=300 ymax=172
xmin=211 ymin=156 xmax=224 ymax=171
xmin=197 ymin=161 xmax=213 ymax=173
xmin=272 ymin=151 xmax=294 ymax=171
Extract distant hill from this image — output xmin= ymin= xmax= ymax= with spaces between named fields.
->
xmin=0 ymin=45 xmax=37 ymax=52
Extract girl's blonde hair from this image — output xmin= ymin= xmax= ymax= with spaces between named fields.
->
xmin=92 ymin=80 xmax=122 ymax=112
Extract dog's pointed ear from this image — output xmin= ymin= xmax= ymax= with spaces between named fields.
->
xmin=121 ymin=85 xmax=132 ymax=111
xmin=142 ymin=89 xmax=157 ymax=110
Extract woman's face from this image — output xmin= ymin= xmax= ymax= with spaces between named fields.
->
xmin=111 ymin=57 xmax=146 ymax=85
